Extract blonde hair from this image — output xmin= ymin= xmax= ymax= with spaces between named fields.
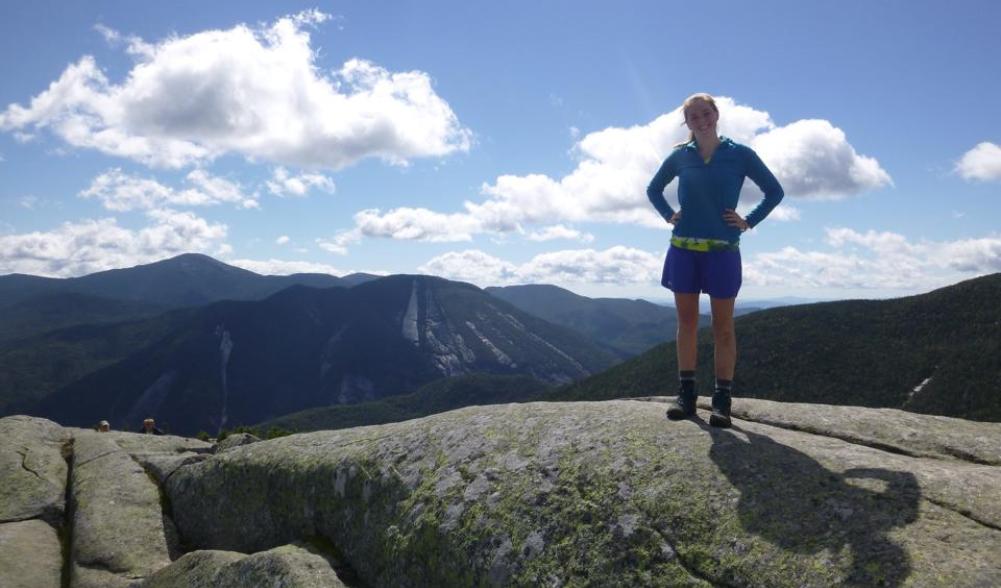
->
xmin=673 ymin=93 xmax=719 ymax=148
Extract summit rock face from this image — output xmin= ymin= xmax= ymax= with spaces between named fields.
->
xmin=167 ymin=399 xmax=1001 ymax=587
xmin=3 ymin=399 xmax=1000 ymax=587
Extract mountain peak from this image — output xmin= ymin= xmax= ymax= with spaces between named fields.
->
xmin=0 ymin=253 xmax=344 ymax=309
xmin=129 ymin=253 xmax=256 ymax=277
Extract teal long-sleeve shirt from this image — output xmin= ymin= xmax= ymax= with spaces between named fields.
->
xmin=646 ymin=137 xmax=784 ymax=244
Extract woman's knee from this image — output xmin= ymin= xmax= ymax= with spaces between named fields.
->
xmin=712 ymin=322 xmax=735 ymax=343
xmin=677 ymin=312 xmax=700 ymax=333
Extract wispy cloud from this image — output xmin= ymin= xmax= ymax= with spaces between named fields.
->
xmin=525 ymin=225 xmax=595 ymax=242
xmin=266 ymin=167 xmax=335 ymax=198
xmin=80 ymin=168 xmax=258 ymax=211
xmin=225 ymin=257 xmax=342 ymax=276
xmin=1 ymin=11 xmax=471 ymax=169
xmin=316 ymin=229 xmax=363 ymax=255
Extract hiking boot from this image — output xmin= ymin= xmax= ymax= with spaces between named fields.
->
xmin=709 ymin=390 xmax=732 ymax=428
xmin=666 ymin=388 xmax=697 ymax=420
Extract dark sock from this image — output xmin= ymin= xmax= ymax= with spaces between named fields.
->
xmin=679 ymin=370 xmax=696 ymax=394
xmin=713 ymin=379 xmax=733 ymax=416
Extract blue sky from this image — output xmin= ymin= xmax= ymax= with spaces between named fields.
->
xmin=1 ymin=0 xmax=999 ymax=301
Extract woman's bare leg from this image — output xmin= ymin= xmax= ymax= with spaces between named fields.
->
xmin=674 ymin=292 xmax=700 ymax=371
xmin=710 ymin=296 xmax=737 ymax=380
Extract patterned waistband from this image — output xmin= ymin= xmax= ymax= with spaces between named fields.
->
xmin=671 ymin=236 xmax=740 ymax=252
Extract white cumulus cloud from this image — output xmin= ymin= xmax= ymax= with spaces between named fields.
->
xmin=0 ymin=11 xmax=471 ymax=169
xmin=354 ymin=97 xmax=886 ymax=241
xmin=475 ymin=98 xmax=890 ymax=228
xmin=417 ymin=250 xmax=519 ymax=286
xmin=80 ymin=168 xmax=258 ymax=210
xmin=745 ymin=227 xmax=1001 ymax=291
xmin=955 ymin=142 xmax=1001 ymax=182
xmin=418 ymin=246 xmax=661 ymax=288
xmin=749 ymin=119 xmax=892 ymax=199
xmin=517 ymin=246 xmax=661 ymax=284
xmin=275 ymin=235 xmax=290 ymax=245
xmin=0 ymin=209 xmax=228 ymax=277
xmin=353 ymin=207 xmax=480 ymax=242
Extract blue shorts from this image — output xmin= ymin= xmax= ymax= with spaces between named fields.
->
xmin=661 ymin=245 xmax=742 ymax=299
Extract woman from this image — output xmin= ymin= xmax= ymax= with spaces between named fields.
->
xmin=646 ymin=93 xmax=784 ymax=427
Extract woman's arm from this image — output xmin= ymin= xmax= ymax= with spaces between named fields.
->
xmin=646 ymin=154 xmax=678 ymax=223
xmin=742 ymin=147 xmax=784 ymax=228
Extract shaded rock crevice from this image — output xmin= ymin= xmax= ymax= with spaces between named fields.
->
xmin=676 ymin=396 xmax=1001 ymax=467
xmin=728 ymin=418 xmax=924 ymax=460
xmin=725 ymin=414 xmax=997 ymax=466
xmin=60 ymin=438 xmax=75 ymax=588
xmin=922 ymin=496 xmax=1001 ymax=533
xmin=932 ymin=446 xmax=997 ymax=466
xmin=128 ymin=453 xmax=184 ymax=561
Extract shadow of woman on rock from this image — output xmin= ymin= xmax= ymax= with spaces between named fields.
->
xmin=704 ymin=423 xmax=920 ymax=587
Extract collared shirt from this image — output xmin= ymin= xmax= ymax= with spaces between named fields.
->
xmin=647 ymin=137 xmax=784 ymax=244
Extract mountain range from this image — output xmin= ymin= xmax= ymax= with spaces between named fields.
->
xmin=24 ymin=273 xmax=618 ymax=435
xmin=0 ymin=254 xmax=689 ymax=431
xmin=3 ymin=254 xmax=997 ymax=436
